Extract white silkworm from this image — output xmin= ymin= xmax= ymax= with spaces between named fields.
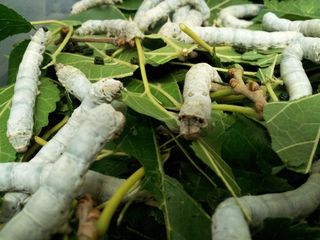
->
xmin=55 ymin=64 xmax=91 ymax=101
xmin=159 ymin=6 xmax=203 ymax=38
xmin=0 ymin=104 xmax=126 ymax=240
xmin=179 ymin=63 xmax=221 ymax=140
xmin=1 ymin=66 xmax=124 ymax=222
xmin=0 ymin=162 xmax=125 ymax=203
xmin=75 ymin=19 xmax=144 ymax=41
xmin=263 ymin=12 xmax=320 ymax=37
xmin=211 ymin=161 xmax=320 ymax=240
xmin=70 ymin=0 xmax=122 ymax=15
xmin=134 ymin=0 xmax=210 ymax=31
xmin=133 ymin=0 xmax=162 ymax=24
xmin=6 ymin=28 xmax=50 ymax=153
xmin=177 ymin=25 xmax=303 ymax=50
xmin=217 ymin=4 xmax=264 ymax=28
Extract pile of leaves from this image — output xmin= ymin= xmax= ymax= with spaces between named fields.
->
xmin=0 ymin=0 xmax=319 ymax=239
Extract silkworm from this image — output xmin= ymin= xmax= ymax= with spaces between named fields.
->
xmin=0 ymin=162 xmax=126 ymax=203
xmin=159 ymin=6 xmax=203 ymax=38
xmin=217 ymin=4 xmax=264 ymax=28
xmin=211 ymin=161 xmax=320 ymax=240
xmin=263 ymin=12 xmax=320 ymax=37
xmin=134 ymin=0 xmax=210 ymax=31
xmin=6 ymin=28 xmax=50 ymax=153
xmin=179 ymin=63 xmax=221 ymax=140
xmin=55 ymin=64 xmax=91 ymax=101
xmin=1 ymin=66 xmax=124 ymax=222
xmin=177 ymin=25 xmax=303 ymax=50
xmin=133 ymin=0 xmax=162 ymax=25
xmin=0 ymin=104 xmax=126 ymax=240
xmin=75 ymin=19 xmax=144 ymax=41
xmin=280 ymin=37 xmax=320 ymax=100
xmin=70 ymin=0 xmax=122 ymax=15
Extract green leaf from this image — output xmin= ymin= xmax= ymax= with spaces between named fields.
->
xmin=116 ymin=0 xmax=143 ymax=10
xmin=191 ymin=139 xmax=241 ymax=196
xmin=264 ymin=0 xmax=320 ymax=19
xmin=216 ymin=47 xmax=278 ymax=67
xmin=264 ymin=94 xmax=320 ymax=173
xmin=67 ymin=5 xmax=126 ymax=21
xmin=145 ymin=35 xmax=197 ymax=66
xmin=33 ymin=78 xmax=60 ymax=135
xmin=124 ymin=71 xmax=182 ymax=110
xmin=8 ymin=40 xmax=29 ymax=84
xmin=113 ymin=117 xmax=211 ymax=240
xmin=56 ymin=52 xmax=138 ymax=80
xmin=0 ymin=4 xmax=33 ymax=41
xmin=0 ymin=84 xmax=16 ymax=162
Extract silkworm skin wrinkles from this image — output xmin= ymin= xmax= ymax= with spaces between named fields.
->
xmin=0 ymin=104 xmax=126 ymax=240
xmin=0 ymin=162 xmax=127 ymax=204
xmin=159 ymin=6 xmax=203 ymax=38
xmin=211 ymin=161 xmax=320 ymax=240
xmin=6 ymin=28 xmax=50 ymax=153
xmin=1 ymin=72 xmax=124 ymax=222
xmin=70 ymin=0 xmax=122 ymax=15
xmin=75 ymin=19 xmax=144 ymax=41
xmin=134 ymin=0 xmax=210 ymax=31
xmin=263 ymin=12 xmax=320 ymax=37
xmin=179 ymin=63 xmax=221 ymax=140
xmin=133 ymin=0 xmax=162 ymax=25
xmin=55 ymin=63 xmax=91 ymax=101
xmin=217 ymin=4 xmax=264 ymax=28
xmin=177 ymin=25 xmax=303 ymax=50
xmin=280 ymin=37 xmax=320 ymax=100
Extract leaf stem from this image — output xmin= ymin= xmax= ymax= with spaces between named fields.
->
xmin=31 ymin=20 xmax=67 ymax=27
xmin=135 ymin=38 xmax=151 ymax=95
xmin=96 ymin=167 xmax=145 ymax=236
xmin=179 ymin=23 xmax=214 ymax=55
xmin=210 ymin=88 xmax=235 ymax=98
xmin=212 ymin=103 xmax=262 ymax=120
xmin=43 ymin=25 xmax=74 ymax=69
xmin=34 ymin=136 xmax=47 ymax=146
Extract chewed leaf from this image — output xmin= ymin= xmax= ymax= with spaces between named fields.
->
xmin=145 ymin=34 xmax=197 ymax=66
xmin=0 ymin=85 xmax=16 ymax=162
xmin=56 ymin=52 xmax=138 ymax=80
xmin=264 ymin=94 xmax=320 ymax=173
xmin=191 ymin=139 xmax=241 ymax=196
xmin=0 ymin=4 xmax=33 ymax=41
xmin=34 ymin=78 xmax=61 ymax=135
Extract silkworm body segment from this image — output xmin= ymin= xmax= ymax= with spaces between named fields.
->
xmin=217 ymin=4 xmax=264 ymax=28
xmin=70 ymin=0 xmax=123 ymax=15
xmin=6 ymin=28 xmax=50 ymax=152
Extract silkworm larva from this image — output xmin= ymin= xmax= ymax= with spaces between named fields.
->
xmin=70 ymin=0 xmax=122 ymax=15
xmin=0 ymin=104 xmax=126 ymax=240
xmin=179 ymin=63 xmax=221 ymax=140
xmin=75 ymin=19 xmax=144 ymax=41
xmin=1 ymin=73 xmax=124 ymax=222
xmin=177 ymin=25 xmax=303 ymax=50
xmin=55 ymin=63 xmax=91 ymax=101
xmin=211 ymin=161 xmax=320 ymax=240
xmin=134 ymin=0 xmax=210 ymax=31
xmin=263 ymin=12 xmax=320 ymax=37
xmin=0 ymin=162 xmax=126 ymax=203
xmin=280 ymin=37 xmax=320 ymax=100
xmin=133 ymin=0 xmax=162 ymax=24
xmin=217 ymin=4 xmax=264 ymax=28
xmin=6 ymin=28 xmax=50 ymax=153
xmin=159 ymin=6 xmax=203 ymax=38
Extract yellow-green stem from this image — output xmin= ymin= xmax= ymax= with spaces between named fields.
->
xmin=135 ymin=38 xmax=151 ymax=95
xmin=96 ymin=167 xmax=145 ymax=236
xmin=43 ymin=25 xmax=74 ymax=69
xmin=265 ymin=81 xmax=279 ymax=102
xmin=31 ymin=20 xmax=67 ymax=27
xmin=34 ymin=136 xmax=47 ymax=146
xmin=212 ymin=104 xmax=261 ymax=119
xmin=210 ymin=88 xmax=235 ymax=98
xmin=179 ymin=23 xmax=214 ymax=55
